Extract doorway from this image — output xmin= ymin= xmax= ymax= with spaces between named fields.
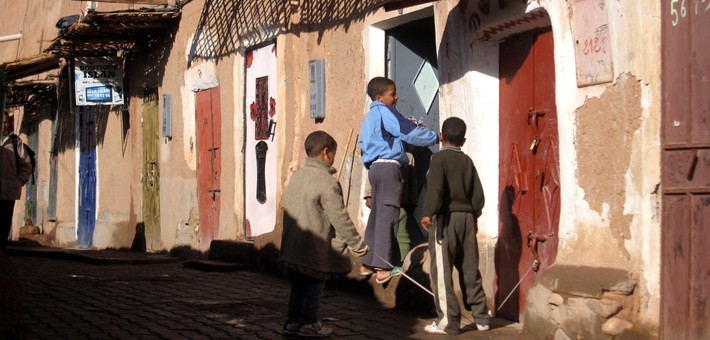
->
xmin=77 ymin=107 xmax=97 ymax=248
xmin=142 ymin=88 xmax=161 ymax=251
xmin=660 ymin=4 xmax=710 ymax=337
xmin=386 ymin=16 xmax=438 ymax=240
xmin=196 ymin=86 xmax=222 ymax=250
xmin=244 ymin=42 xmax=278 ymax=239
xmin=496 ymin=28 xmax=560 ymax=322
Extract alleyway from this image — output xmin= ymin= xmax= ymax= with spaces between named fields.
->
xmin=2 ymin=247 xmax=525 ymax=339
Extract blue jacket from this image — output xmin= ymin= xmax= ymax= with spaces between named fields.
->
xmin=359 ymin=101 xmax=438 ymax=168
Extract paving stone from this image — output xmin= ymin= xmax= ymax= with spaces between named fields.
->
xmin=7 ymin=250 xmax=526 ymax=339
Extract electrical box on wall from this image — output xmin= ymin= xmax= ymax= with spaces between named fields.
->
xmin=309 ymin=59 xmax=325 ymax=119
xmin=162 ymin=94 xmax=172 ymax=138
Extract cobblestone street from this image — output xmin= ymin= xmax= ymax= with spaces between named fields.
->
xmin=3 ymin=248 xmax=525 ymax=339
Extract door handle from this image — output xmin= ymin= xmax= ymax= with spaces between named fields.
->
xmin=527 ymin=232 xmax=553 ymax=272
xmin=687 ymin=150 xmax=698 ymax=181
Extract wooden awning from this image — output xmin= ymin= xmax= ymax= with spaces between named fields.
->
xmin=0 ymin=53 xmax=61 ymax=82
xmin=46 ymin=8 xmax=181 ymax=55
xmin=384 ymin=0 xmax=441 ymax=11
xmin=70 ymin=0 xmax=170 ymax=4
xmin=4 ymin=79 xmax=57 ymax=110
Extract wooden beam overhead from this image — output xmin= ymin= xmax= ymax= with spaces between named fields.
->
xmin=384 ymin=0 xmax=440 ymax=12
xmin=70 ymin=0 xmax=170 ymax=5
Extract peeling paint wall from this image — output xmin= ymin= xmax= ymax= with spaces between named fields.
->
xmin=430 ymin=0 xmax=661 ymax=329
xmin=572 ymin=73 xmax=643 ymax=261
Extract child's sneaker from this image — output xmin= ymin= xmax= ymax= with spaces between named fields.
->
xmin=424 ymin=322 xmax=447 ymax=335
xmin=282 ymin=321 xmax=301 ymax=335
xmin=476 ymin=323 xmax=491 ymax=331
xmin=298 ymin=321 xmax=333 ymax=338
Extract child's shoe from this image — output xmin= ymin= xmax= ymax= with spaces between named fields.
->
xmin=359 ymin=264 xmax=374 ymax=276
xmin=375 ymin=266 xmax=402 ymax=284
xmin=476 ymin=323 xmax=491 ymax=331
xmin=282 ymin=321 xmax=301 ymax=335
xmin=424 ymin=322 xmax=447 ymax=335
xmin=298 ymin=321 xmax=333 ymax=338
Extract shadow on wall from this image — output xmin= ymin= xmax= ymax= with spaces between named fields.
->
xmin=127 ymin=23 xmax=178 ymax=93
xmin=495 ymin=186 xmax=522 ymax=321
xmin=131 ymin=222 xmax=146 ymax=252
xmin=188 ymin=0 xmax=395 ymax=63
xmin=437 ymin=0 xmax=531 ymax=86
xmin=50 ymin=22 xmax=177 ymax=154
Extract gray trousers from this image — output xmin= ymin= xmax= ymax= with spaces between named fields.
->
xmin=429 ymin=212 xmax=490 ymax=333
xmin=361 ymin=162 xmax=402 ymax=269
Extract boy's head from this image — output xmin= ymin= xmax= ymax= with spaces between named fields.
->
xmin=305 ymin=130 xmax=338 ymax=166
xmin=367 ymin=77 xmax=397 ymax=108
xmin=441 ymin=117 xmax=467 ymax=146
xmin=2 ymin=113 xmax=13 ymax=135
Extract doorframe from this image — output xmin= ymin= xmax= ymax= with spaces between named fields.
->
xmin=242 ymin=40 xmax=278 ymax=239
xmin=363 ymin=6 xmax=435 ymax=227
xmin=196 ymin=86 xmax=222 ymax=249
xmin=76 ymin=106 xmax=99 ymax=248
xmin=142 ymin=88 xmax=161 ymax=251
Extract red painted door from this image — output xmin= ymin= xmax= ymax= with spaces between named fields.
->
xmin=196 ymin=86 xmax=222 ymax=250
xmin=496 ymin=28 xmax=560 ymax=322
xmin=661 ymin=1 xmax=710 ymax=337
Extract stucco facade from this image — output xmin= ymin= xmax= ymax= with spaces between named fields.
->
xmin=0 ymin=0 xmax=676 ymax=337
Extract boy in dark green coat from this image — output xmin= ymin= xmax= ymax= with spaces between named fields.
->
xmin=279 ymin=131 xmax=368 ymax=337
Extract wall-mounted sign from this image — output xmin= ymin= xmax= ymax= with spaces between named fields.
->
xmin=572 ymin=0 xmax=613 ymax=87
xmin=74 ymin=57 xmax=124 ymax=106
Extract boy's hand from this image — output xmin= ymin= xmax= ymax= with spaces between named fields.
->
xmin=421 ymin=217 xmax=432 ymax=232
xmin=365 ymin=197 xmax=372 ymax=209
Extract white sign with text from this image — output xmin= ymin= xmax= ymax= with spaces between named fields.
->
xmin=74 ymin=57 xmax=124 ymax=106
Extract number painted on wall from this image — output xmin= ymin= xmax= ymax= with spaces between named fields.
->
xmin=671 ymin=0 xmax=709 ymax=26
xmin=572 ymin=0 xmax=613 ymax=86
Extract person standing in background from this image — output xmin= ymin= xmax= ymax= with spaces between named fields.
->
xmin=0 ymin=113 xmax=32 ymax=253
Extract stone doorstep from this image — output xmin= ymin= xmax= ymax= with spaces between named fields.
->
xmin=537 ymin=265 xmax=636 ymax=298
xmin=207 ymin=239 xmax=258 ymax=265
xmin=18 ymin=225 xmax=40 ymax=239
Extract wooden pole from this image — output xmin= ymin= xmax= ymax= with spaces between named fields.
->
xmin=337 ymin=128 xmax=353 ymax=181
xmin=345 ymin=135 xmax=359 ymax=207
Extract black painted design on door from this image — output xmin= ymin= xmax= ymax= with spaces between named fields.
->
xmin=255 ymin=141 xmax=268 ymax=204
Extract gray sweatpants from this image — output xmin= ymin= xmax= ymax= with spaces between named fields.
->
xmin=429 ymin=212 xmax=490 ymax=334
xmin=361 ymin=162 xmax=402 ymax=269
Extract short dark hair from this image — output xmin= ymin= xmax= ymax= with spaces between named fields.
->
xmin=441 ymin=117 xmax=466 ymax=146
xmin=305 ymin=130 xmax=337 ymax=157
xmin=367 ymin=77 xmax=395 ymax=101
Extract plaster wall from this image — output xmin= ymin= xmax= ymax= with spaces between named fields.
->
xmin=0 ymin=1 xmax=130 ymax=61
xmin=0 ymin=0 xmax=157 ymax=248
xmin=138 ymin=0 xmax=244 ymax=251
xmin=428 ymin=0 xmax=661 ymax=326
xmin=150 ymin=0 xmax=220 ymax=251
xmin=275 ymin=11 xmax=373 ymax=240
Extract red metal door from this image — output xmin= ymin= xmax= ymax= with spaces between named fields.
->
xmin=661 ymin=1 xmax=710 ymax=337
xmin=496 ymin=28 xmax=560 ymax=322
xmin=196 ymin=86 xmax=222 ymax=250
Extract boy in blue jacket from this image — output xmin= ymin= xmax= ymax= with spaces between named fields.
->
xmin=358 ymin=77 xmax=438 ymax=284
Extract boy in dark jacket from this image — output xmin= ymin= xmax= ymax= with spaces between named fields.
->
xmin=420 ymin=117 xmax=490 ymax=335
xmin=279 ymin=131 xmax=368 ymax=337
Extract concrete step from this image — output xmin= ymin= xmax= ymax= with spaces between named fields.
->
xmin=183 ymin=259 xmax=253 ymax=272
xmin=207 ymin=239 xmax=258 ymax=265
